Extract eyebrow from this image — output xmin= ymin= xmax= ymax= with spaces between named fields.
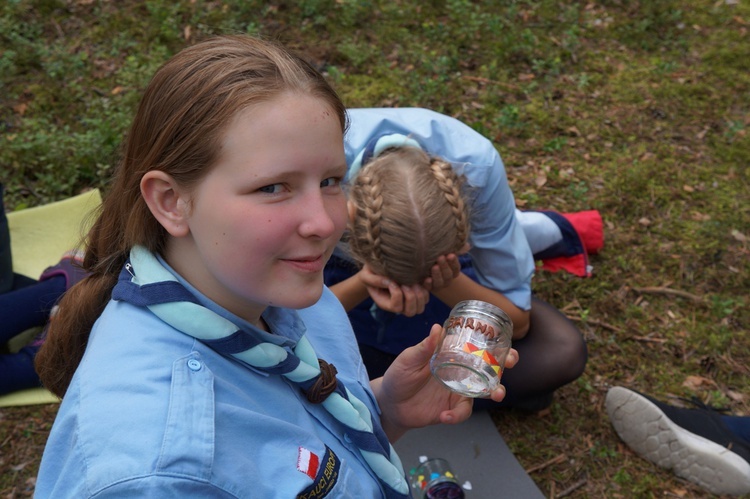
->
xmin=250 ymin=163 xmax=348 ymax=183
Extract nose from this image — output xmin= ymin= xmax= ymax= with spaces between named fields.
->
xmin=298 ymin=191 xmax=344 ymax=239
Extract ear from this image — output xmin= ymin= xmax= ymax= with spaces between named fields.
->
xmin=347 ymin=200 xmax=357 ymax=223
xmin=140 ymin=171 xmax=190 ymax=238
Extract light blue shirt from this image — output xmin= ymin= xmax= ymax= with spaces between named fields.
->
xmin=36 ymin=277 xmax=390 ymax=497
xmin=344 ymin=108 xmax=534 ymax=310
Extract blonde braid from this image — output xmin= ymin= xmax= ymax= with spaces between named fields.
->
xmin=429 ymin=158 xmax=470 ymax=249
xmin=348 ymin=147 xmax=471 ymax=285
xmin=350 ymin=171 xmax=386 ymax=269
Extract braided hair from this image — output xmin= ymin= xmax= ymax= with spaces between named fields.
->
xmin=347 ymin=146 xmax=470 ymax=285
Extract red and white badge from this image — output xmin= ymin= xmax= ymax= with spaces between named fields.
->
xmin=297 ymin=447 xmax=320 ymax=480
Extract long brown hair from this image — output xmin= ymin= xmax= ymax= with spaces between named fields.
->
xmin=347 ymin=146 xmax=470 ymax=285
xmin=35 ymin=35 xmax=347 ymax=397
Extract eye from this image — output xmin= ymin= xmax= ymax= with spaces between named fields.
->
xmin=258 ymin=183 xmax=284 ymax=194
xmin=321 ymin=176 xmax=342 ymax=188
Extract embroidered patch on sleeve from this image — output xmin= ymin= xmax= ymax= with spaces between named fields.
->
xmin=296 ymin=446 xmax=341 ymax=499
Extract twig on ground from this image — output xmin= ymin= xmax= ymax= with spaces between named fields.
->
xmin=565 ymin=316 xmax=623 ymax=332
xmin=631 ymin=286 xmax=704 ymax=304
xmin=460 ymin=75 xmax=520 ymax=90
xmin=630 ymin=335 xmax=668 ymax=343
xmin=720 ymin=354 xmax=750 ymax=376
xmin=555 ymin=478 xmax=587 ymax=498
xmin=526 ymin=453 xmax=567 ymax=474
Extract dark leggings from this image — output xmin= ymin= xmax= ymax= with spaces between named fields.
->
xmin=0 ymin=274 xmax=65 ymax=344
xmin=0 ymin=274 xmax=66 ymax=395
xmin=0 ymin=344 xmax=41 ymax=395
xmin=722 ymin=415 xmax=750 ymax=446
xmin=359 ymin=295 xmax=588 ymax=410
xmin=498 ymin=296 xmax=588 ymax=406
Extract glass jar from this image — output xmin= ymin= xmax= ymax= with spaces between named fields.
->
xmin=430 ymin=300 xmax=513 ymax=398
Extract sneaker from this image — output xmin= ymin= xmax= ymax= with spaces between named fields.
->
xmin=605 ymin=386 xmax=750 ymax=496
xmin=39 ymin=250 xmax=88 ymax=290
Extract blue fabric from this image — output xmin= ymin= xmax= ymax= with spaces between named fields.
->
xmin=533 ymin=211 xmax=585 ymax=260
xmin=0 ymin=345 xmax=41 ymax=395
xmin=0 ymin=275 xmax=62 ymax=343
xmin=0 ymin=273 xmax=65 ymax=396
xmin=37 ymin=251 xmax=406 ymax=498
xmin=120 ymin=279 xmax=199 ymax=306
xmin=722 ymin=415 xmax=750 ymax=447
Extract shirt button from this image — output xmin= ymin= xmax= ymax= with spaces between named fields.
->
xmin=187 ymin=359 xmax=202 ymax=371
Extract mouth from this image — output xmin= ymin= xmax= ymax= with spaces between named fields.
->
xmin=282 ymin=254 xmax=326 ymax=273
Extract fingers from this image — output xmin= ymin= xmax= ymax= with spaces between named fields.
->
xmin=365 ymin=281 xmax=403 ymax=313
xmin=504 ymin=348 xmax=519 ymax=370
xmin=359 ymin=264 xmax=391 ymax=289
xmin=439 ymin=396 xmax=473 ymax=424
xmin=399 ymin=283 xmax=429 ymax=317
xmin=361 ymin=265 xmax=430 ymax=317
xmin=489 ymin=384 xmax=507 ymax=403
xmin=446 ymin=253 xmax=461 ymax=277
xmin=423 ymin=323 xmax=443 ymax=352
xmin=430 ymin=256 xmax=449 ymax=287
xmin=485 ymin=349 xmax=517 ymax=403
xmin=427 ymin=254 xmax=461 ymax=290
xmin=402 ymin=323 xmax=442 ymax=368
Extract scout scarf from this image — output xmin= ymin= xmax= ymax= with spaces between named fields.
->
xmin=111 ymin=246 xmax=410 ymax=498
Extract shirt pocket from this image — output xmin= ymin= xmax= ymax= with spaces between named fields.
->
xmin=157 ymin=352 xmax=215 ymax=479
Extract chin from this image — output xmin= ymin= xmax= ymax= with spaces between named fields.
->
xmin=282 ymin=287 xmax=324 ymax=310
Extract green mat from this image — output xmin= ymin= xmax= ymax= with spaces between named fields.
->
xmin=0 ymin=189 xmax=101 ymax=407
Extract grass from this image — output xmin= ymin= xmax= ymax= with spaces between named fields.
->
xmin=1 ymin=0 xmax=749 ymax=497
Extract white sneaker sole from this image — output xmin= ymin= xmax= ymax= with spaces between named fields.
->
xmin=605 ymin=386 xmax=750 ymax=496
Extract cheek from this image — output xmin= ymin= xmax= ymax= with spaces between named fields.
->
xmin=331 ymin=199 xmax=349 ymax=237
xmin=219 ymin=211 xmax=282 ymax=252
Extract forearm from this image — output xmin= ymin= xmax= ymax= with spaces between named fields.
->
xmin=431 ymin=273 xmax=530 ymax=337
xmin=328 ymin=273 xmax=370 ymax=312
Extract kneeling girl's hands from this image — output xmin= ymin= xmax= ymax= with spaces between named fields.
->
xmin=422 ymin=253 xmax=461 ymax=292
xmin=359 ymin=264 xmax=430 ymax=317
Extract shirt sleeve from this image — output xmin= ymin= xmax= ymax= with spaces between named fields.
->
xmin=460 ymin=152 xmax=534 ymax=311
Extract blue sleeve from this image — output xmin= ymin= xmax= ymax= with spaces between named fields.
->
xmin=462 ymin=153 xmax=534 ymax=311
